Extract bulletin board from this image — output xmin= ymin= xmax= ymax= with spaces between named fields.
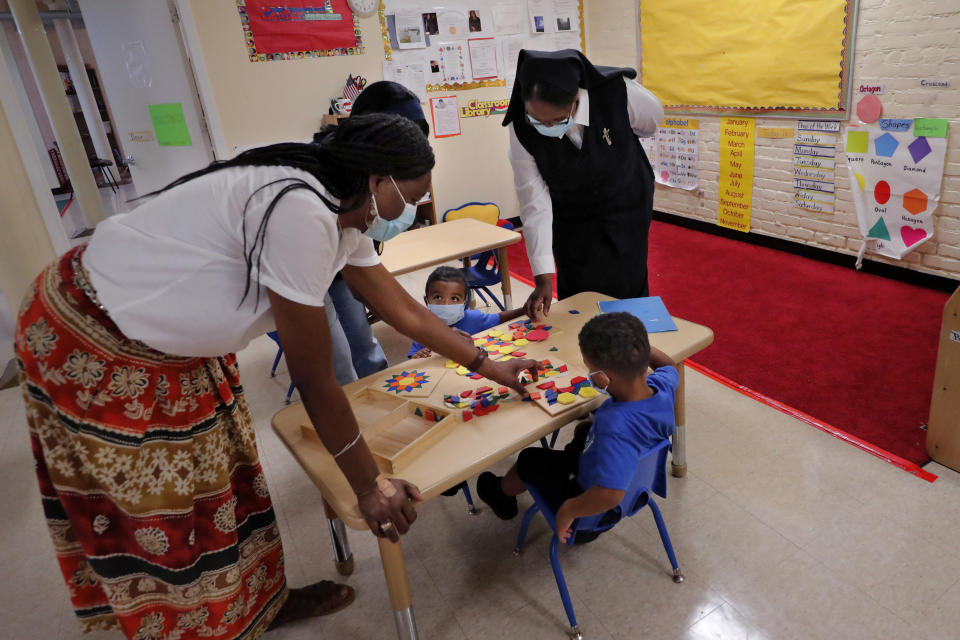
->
xmin=379 ymin=0 xmax=585 ymax=96
xmin=640 ymin=0 xmax=859 ymax=118
xmin=237 ymin=0 xmax=364 ymax=61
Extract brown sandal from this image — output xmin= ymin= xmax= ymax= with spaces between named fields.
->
xmin=270 ymin=580 xmax=356 ymax=628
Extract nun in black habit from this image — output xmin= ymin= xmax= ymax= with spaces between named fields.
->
xmin=502 ymin=49 xmax=664 ymax=318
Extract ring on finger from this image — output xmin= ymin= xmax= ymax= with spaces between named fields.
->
xmin=378 ymin=521 xmax=394 ymax=535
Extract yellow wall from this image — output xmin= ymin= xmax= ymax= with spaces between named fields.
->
xmin=186 ymin=0 xmax=520 ymax=218
xmin=0 ymin=100 xmax=56 ymax=317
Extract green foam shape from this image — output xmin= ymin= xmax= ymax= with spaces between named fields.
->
xmin=846 ymin=131 xmax=869 ymax=153
xmin=868 ymin=217 xmax=891 ymax=241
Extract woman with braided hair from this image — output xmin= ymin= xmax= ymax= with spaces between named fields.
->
xmin=15 ymin=113 xmax=539 ymax=639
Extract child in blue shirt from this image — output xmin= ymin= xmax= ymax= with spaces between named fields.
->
xmin=408 ymin=266 xmax=528 ymax=358
xmin=477 ymin=312 xmax=678 ymax=543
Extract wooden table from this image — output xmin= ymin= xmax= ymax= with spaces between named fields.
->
xmin=271 ymin=292 xmax=713 ymax=639
xmin=380 ymin=217 xmax=521 ymax=308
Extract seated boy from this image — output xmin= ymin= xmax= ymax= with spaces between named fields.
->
xmin=408 ymin=266 xmax=527 ymax=358
xmin=477 ymin=312 xmax=678 ymax=543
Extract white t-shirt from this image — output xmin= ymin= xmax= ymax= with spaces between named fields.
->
xmin=83 ymin=165 xmax=379 ymax=357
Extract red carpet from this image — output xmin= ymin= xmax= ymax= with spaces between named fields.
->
xmin=508 ymin=220 xmax=950 ymax=466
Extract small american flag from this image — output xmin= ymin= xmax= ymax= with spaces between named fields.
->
xmin=343 ymin=74 xmax=366 ymax=100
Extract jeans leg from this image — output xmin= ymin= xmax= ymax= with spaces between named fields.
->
xmin=324 ymin=292 xmax=358 ymax=385
xmin=329 ymin=276 xmax=388 ymax=377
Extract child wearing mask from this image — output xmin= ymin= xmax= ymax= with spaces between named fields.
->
xmin=408 ymin=266 xmax=527 ymax=358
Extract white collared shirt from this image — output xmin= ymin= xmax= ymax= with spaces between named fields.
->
xmin=507 ymin=77 xmax=664 ymax=275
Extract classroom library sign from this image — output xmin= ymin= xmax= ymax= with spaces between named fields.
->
xmin=845 ymin=118 xmax=949 ymax=262
xmin=717 ymin=118 xmax=755 ymax=232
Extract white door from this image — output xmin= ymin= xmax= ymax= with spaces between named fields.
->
xmin=77 ymin=0 xmax=213 ymax=196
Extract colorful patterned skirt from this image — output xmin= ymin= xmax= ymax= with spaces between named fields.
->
xmin=15 ymin=245 xmax=287 ymax=639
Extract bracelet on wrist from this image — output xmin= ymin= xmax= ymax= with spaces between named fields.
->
xmin=467 ymin=346 xmax=488 ymax=372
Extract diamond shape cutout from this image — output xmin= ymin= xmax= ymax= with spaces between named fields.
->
xmin=908 ymin=136 xmax=932 ymax=164
xmin=874 ymin=133 xmax=899 ymax=157
xmin=903 ymin=189 xmax=927 ymax=215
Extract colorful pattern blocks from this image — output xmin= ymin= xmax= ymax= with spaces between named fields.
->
xmin=383 ymin=370 xmax=430 ymax=394
xmin=444 ymin=383 xmax=513 ymax=419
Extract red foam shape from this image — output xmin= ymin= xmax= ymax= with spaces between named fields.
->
xmin=536 ymin=381 xmax=555 ymax=390
xmin=460 ymin=390 xmax=473 ymax=398
xmin=570 ymin=376 xmax=588 ymax=385
xmin=528 ymin=392 xmax=542 ymax=400
xmin=476 ymin=386 xmax=493 ymax=394
xmin=498 ymin=386 xmax=509 ymax=395
xmin=462 ymin=410 xmax=473 ymax=421
xmin=526 ymin=329 xmax=550 ymax=341
xmin=558 ymin=364 xmax=568 ymax=372
xmin=423 ymin=409 xmax=435 ymax=422
xmin=513 ymin=351 xmax=526 ymax=357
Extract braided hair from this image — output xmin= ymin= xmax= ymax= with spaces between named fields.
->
xmin=142 ymin=113 xmax=435 ymax=307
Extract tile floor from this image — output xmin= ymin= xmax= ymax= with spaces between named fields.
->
xmin=2 ymin=271 xmax=958 ymax=640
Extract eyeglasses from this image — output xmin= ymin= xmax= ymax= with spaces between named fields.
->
xmin=525 ymin=102 xmax=577 ymax=128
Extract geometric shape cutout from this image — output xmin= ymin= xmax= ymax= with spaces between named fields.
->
xmin=856 ymin=94 xmax=883 ymax=123
xmin=377 ymin=367 xmax=447 ymax=397
xmin=868 ymin=217 xmax=891 ymax=241
xmin=900 ymin=225 xmax=927 ymax=248
xmin=874 ymin=180 xmax=891 ymax=204
xmin=903 ymin=188 xmax=928 ymax=215
xmin=845 ymin=130 xmax=869 ymax=154
xmin=908 ymin=136 xmax=932 ymax=164
xmin=854 ymin=172 xmax=866 ymax=190
xmin=874 ymin=132 xmax=899 ymax=158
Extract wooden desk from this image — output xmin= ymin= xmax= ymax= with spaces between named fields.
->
xmin=272 ymin=292 xmax=713 ymax=639
xmin=380 ymin=217 xmax=521 ymax=308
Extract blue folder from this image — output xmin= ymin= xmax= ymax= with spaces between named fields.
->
xmin=597 ymin=296 xmax=678 ymax=333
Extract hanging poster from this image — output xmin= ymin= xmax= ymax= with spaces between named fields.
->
xmin=655 ymin=118 xmax=698 ymax=190
xmin=467 ymin=37 xmax=499 ymax=80
xmin=437 ymin=7 xmax=469 ymax=38
xmin=845 ymin=119 xmax=949 ymax=264
xmin=437 ymin=41 xmax=469 ymax=83
xmin=237 ymin=0 xmax=363 ymax=61
xmin=793 ymin=120 xmax=840 ymax=214
xmin=717 ymin=117 xmax=755 ymax=232
xmin=492 ymin=2 xmax=525 ymax=34
xmin=383 ymin=57 xmax=428 ymax=101
xmin=148 ymin=103 xmax=192 ymax=147
xmin=395 ymin=11 xmax=427 ymax=49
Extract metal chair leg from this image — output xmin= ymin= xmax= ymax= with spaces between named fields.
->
xmin=649 ymin=498 xmax=683 ymax=583
xmin=513 ymin=504 xmax=540 ymax=555
xmin=270 ymin=345 xmax=283 ymax=376
xmin=461 ymin=482 xmax=478 ymax=515
xmin=549 ymin=535 xmax=579 ymax=633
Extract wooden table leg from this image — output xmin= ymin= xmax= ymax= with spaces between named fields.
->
xmin=498 ymin=246 xmax=513 ymax=310
xmin=323 ymin=499 xmax=354 ymax=576
xmin=671 ymin=362 xmax=688 ymax=477
xmin=378 ymin=536 xmax=419 ymax=640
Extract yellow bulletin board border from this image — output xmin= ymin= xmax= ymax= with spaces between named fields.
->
xmin=639 ymin=1 xmax=859 ymax=119
xmin=380 ymin=1 xmax=586 ymax=93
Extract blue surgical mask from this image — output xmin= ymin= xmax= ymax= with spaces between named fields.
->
xmin=363 ymin=177 xmax=417 ymax=242
xmin=527 ymin=104 xmax=576 ymax=138
xmin=587 ymin=370 xmax=609 ymax=394
xmin=427 ymin=303 xmax=465 ymax=326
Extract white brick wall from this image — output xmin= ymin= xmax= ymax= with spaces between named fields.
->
xmin=587 ymin=0 xmax=960 ymax=281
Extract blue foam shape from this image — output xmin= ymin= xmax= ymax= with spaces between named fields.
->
xmin=568 ymin=310 xmax=580 ymax=314
xmin=874 ymin=132 xmax=899 ymax=158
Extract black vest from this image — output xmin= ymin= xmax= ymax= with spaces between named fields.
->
xmin=513 ymin=75 xmax=655 ymax=300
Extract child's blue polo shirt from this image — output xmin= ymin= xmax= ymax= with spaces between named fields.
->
xmin=407 ymin=309 xmax=501 ymax=357
xmin=577 ymin=365 xmax=679 ymax=492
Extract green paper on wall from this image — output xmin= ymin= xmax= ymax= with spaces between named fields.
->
xmin=845 ymin=130 xmax=869 ymax=153
xmin=148 ymin=103 xmax=192 ymax=146
xmin=913 ymin=118 xmax=948 ymax=138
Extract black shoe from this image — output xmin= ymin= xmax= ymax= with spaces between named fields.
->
xmin=441 ymin=481 xmax=467 ymax=497
xmin=476 ymin=472 xmax=518 ymax=520
xmin=571 ymin=529 xmax=602 ymax=545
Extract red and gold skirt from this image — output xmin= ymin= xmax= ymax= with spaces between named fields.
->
xmin=15 ymin=245 xmax=287 ymax=639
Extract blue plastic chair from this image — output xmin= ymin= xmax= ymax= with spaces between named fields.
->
xmin=441 ymin=202 xmax=512 ymax=311
xmin=513 ymin=438 xmax=683 ymax=639
xmin=267 ymin=331 xmax=296 ymax=403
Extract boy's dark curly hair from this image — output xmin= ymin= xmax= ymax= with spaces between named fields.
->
xmin=424 ymin=266 xmax=470 ymax=301
xmin=578 ymin=312 xmax=650 ymax=377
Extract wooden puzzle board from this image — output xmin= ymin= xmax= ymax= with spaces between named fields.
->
xmin=374 ymin=366 xmax=448 ymax=397
xmin=522 ymin=359 xmax=602 ymax=416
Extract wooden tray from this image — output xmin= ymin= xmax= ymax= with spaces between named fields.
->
xmin=363 ymin=401 xmax=457 ymax=474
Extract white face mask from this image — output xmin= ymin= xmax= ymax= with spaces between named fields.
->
xmin=527 ymin=103 xmax=577 ymax=138
xmin=363 ymin=177 xmax=417 ymax=242
xmin=587 ymin=370 xmax=609 ymax=394
xmin=427 ymin=303 xmax=465 ymax=326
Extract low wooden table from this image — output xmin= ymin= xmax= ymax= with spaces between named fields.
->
xmin=271 ymin=292 xmax=713 ymax=639
xmin=380 ymin=217 xmax=521 ymax=308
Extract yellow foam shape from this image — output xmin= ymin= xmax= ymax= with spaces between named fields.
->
xmin=854 ymin=172 xmax=865 ymax=190
xmin=445 ymin=360 xmax=459 ymax=369
xmin=499 ymin=345 xmax=515 ymax=354
xmin=456 ymin=401 xmax=470 ymax=408
xmin=514 ymin=338 xmax=529 ymax=346
xmin=473 ymin=339 xmax=486 ymax=346
xmin=499 ymin=337 xmax=513 ymax=343
xmin=497 ymin=355 xmax=514 ymax=361
xmin=543 ymin=370 xmax=559 ymax=377
xmin=489 ymin=329 xmax=503 ymax=337
xmin=557 ymin=392 xmax=577 ymax=405
xmin=484 ymin=345 xmax=500 ymax=352
xmin=578 ymin=386 xmax=599 ymax=398
xmin=456 ymin=366 xmax=470 ymax=376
